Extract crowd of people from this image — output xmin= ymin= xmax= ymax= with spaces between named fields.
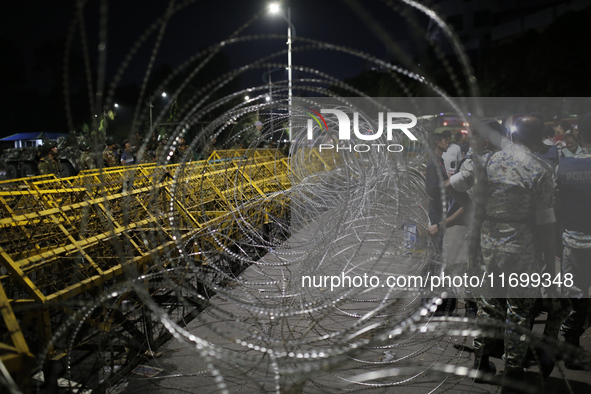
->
xmin=425 ymin=113 xmax=591 ymax=393
xmin=34 ymin=131 xmax=290 ymax=178
xmin=37 ymin=133 xmax=190 ymax=176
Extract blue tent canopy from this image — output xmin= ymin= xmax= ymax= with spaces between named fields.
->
xmin=0 ymin=132 xmax=69 ymax=142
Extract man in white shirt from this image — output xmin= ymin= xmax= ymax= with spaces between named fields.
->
xmin=442 ymin=131 xmax=463 ymax=175
xmin=562 ymin=131 xmax=582 ymax=158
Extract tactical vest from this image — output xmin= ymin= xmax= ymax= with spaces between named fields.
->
xmin=557 ymin=157 xmax=591 ymax=234
xmin=535 ymin=144 xmax=559 ymax=169
xmin=458 ymin=154 xmax=471 ymax=172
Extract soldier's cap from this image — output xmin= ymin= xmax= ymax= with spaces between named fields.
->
xmin=105 ymin=136 xmax=118 ymax=146
xmin=513 ymin=116 xmax=544 ymax=146
xmin=43 ymin=140 xmax=58 ymax=150
xmin=79 ymin=140 xmax=91 ymax=150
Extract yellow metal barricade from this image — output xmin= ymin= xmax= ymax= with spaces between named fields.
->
xmin=0 ymin=149 xmax=303 ymax=389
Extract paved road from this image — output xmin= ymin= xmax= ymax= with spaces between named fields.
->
xmin=118 ymin=208 xmax=591 ymax=394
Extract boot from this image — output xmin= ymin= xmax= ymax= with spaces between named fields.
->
xmin=501 ymin=368 xmax=524 ymax=394
xmin=564 ymin=334 xmax=580 ymax=347
xmin=563 ymin=334 xmax=591 ymax=370
xmin=536 ymin=349 xmax=555 ymax=377
xmin=524 ymin=348 xmax=555 ymax=377
xmin=465 ymin=300 xmax=478 ymax=318
xmin=473 ymin=355 xmax=497 ymax=383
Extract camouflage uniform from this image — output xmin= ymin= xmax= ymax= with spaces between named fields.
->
xmin=557 ymin=147 xmax=591 ymax=341
xmin=155 ymin=143 xmax=170 ymax=163
xmin=38 ymin=155 xmax=61 ymax=176
xmin=171 ymin=145 xmax=188 ymax=164
xmin=80 ymin=151 xmax=96 ymax=170
xmin=140 ymin=149 xmax=154 ymax=164
xmin=155 ymin=144 xmax=164 ymax=160
xmin=530 ymin=298 xmax=571 ymax=339
xmin=176 ymin=146 xmax=186 ymax=162
xmin=453 ymin=149 xmax=493 ymax=316
xmin=103 ymin=147 xmax=118 ymax=167
xmin=462 ymin=150 xmax=570 ymax=341
xmin=450 ymin=142 xmax=556 ymax=370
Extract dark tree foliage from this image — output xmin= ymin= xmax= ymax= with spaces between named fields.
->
xmin=333 ymin=6 xmax=591 ymax=99
xmin=0 ymin=38 xmax=27 ymax=135
xmin=478 ymin=7 xmax=591 ymax=96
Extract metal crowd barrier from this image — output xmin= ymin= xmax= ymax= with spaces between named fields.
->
xmin=0 ymin=148 xmax=337 ymax=392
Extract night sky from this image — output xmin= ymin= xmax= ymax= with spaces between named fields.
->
xmin=1 ymin=0 xmax=589 ymax=136
xmin=0 ymin=0 xmax=430 ymax=136
xmin=2 ymin=0 xmax=415 ymax=91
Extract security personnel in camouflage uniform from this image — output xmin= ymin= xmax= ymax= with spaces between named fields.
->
xmin=529 ymin=113 xmax=571 ymax=355
xmin=154 ymin=134 xmax=168 ymax=162
xmin=451 ymin=122 xmax=564 ymax=377
xmin=139 ymin=148 xmax=155 ymax=164
xmin=444 ymin=121 xmax=503 ymax=318
xmin=38 ymin=141 xmax=61 ymax=176
xmin=172 ymin=137 xmax=188 ymax=164
xmin=448 ymin=117 xmax=556 ymax=391
xmin=445 ymin=122 xmax=502 ymax=376
xmin=79 ymin=140 xmax=96 ymax=170
xmin=103 ymin=136 xmax=119 ymax=167
xmin=557 ymin=113 xmax=591 ymax=369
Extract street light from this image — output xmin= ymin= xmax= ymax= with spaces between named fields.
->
xmin=102 ymin=103 xmax=119 ymax=134
xmin=268 ymin=3 xmax=295 ymax=142
xmin=150 ymin=92 xmax=168 ymax=132
xmin=268 ymin=3 xmax=280 ymax=13
xmin=262 ymin=66 xmax=285 ymax=141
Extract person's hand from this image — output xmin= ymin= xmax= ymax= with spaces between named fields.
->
xmin=427 ymin=224 xmax=439 ymax=237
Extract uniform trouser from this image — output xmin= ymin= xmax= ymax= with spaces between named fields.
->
xmin=473 ymin=248 xmax=538 ymax=369
xmin=562 ymin=246 xmax=591 ymax=339
xmin=529 ymin=298 xmax=571 ymax=339
xmin=473 ymin=297 xmax=537 ymax=369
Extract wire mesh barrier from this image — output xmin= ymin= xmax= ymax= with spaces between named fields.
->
xmin=0 ymin=149 xmax=307 ymax=391
xmin=2 ymin=1 xmax=590 ymax=393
